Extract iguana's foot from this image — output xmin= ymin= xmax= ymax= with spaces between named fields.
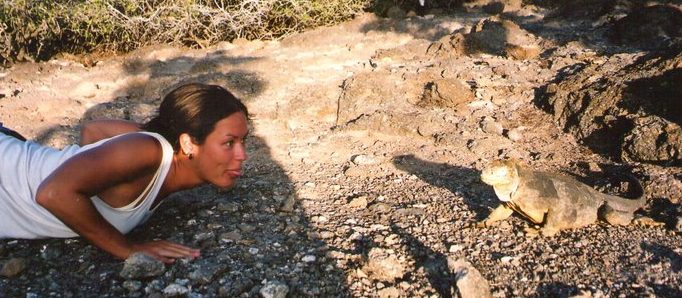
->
xmin=540 ymin=226 xmax=560 ymax=237
xmin=474 ymin=220 xmax=498 ymax=228
xmin=632 ymin=216 xmax=665 ymax=227
xmin=523 ymin=226 xmax=540 ymax=238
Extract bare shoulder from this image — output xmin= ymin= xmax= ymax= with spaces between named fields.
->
xmin=78 ymin=132 xmax=164 ymax=171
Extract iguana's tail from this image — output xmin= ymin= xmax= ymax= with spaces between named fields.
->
xmin=602 ymin=174 xmax=646 ymax=212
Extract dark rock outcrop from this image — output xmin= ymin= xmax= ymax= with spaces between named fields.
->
xmin=540 ymin=49 xmax=682 ymax=164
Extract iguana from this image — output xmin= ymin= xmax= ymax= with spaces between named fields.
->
xmin=478 ymin=159 xmax=647 ymax=236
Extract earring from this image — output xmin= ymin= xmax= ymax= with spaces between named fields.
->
xmin=184 ymin=150 xmax=193 ymax=160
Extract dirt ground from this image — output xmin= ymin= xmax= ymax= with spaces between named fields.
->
xmin=1 ymin=2 xmax=681 ymax=297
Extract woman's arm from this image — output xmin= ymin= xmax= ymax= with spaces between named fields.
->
xmin=37 ymin=134 xmax=199 ymax=263
xmin=79 ymin=119 xmax=142 ymax=146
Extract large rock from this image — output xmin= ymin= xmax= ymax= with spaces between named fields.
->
xmin=622 ymin=116 xmax=681 ymax=163
xmin=540 ymin=48 xmax=682 ymax=164
xmin=419 ymin=78 xmax=474 ymax=109
xmin=427 ymin=17 xmax=541 ymax=60
xmin=466 ymin=17 xmax=541 ymax=60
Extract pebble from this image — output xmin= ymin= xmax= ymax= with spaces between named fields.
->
xmin=189 ymin=263 xmax=225 ymax=284
xmin=378 ymin=286 xmax=402 ymax=298
xmin=259 ymin=281 xmax=289 ymax=298
xmin=449 ymin=244 xmax=465 ymax=253
xmin=220 ymin=230 xmax=242 ymax=242
xmin=363 ymin=248 xmax=406 ymax=282
xmin=506 ymin=127 xmax=523 ymax=141
xmin=302 ymin=255 xmax=316 ymax=263
xmin=120 ymin=253 xmax=165 ymax=279
xmin=348 ymin=196 xmax=369 ymax=208
xmin=1 ymin=257 xmax=27 ymax=277
xmin=123 ymin=280 xmax=142 ymax=292
xmin=163 ymin=284 xmax=189 ymax=297
xmin=351 ymin=154 xmax=378 ymax=165
xmin=448 ymin=257 xmax=492 ymax=298
xmin=481 ymin=117 xmax=504 ymax=135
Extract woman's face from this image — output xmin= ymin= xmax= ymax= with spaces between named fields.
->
xmin=193 ymin=112 xmax=249 ymax=189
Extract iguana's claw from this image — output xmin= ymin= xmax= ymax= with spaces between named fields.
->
xmin=632 ymin=216 xmax=665 ymax=227
xmin=523 ymin=226 xmax=540 ymax=238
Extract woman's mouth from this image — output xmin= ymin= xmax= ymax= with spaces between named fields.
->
xmin=226 ymin=169 xmax=242 ymax=177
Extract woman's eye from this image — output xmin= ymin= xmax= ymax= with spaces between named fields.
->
xmin=225 ymin=140 xmax=234 ymax=147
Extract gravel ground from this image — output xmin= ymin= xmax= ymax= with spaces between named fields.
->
xmin=1 ymin=2 xmax=681 ymax=297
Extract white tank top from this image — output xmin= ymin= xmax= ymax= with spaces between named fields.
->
xmin=0 ymin=132 xmax=174 ymax=239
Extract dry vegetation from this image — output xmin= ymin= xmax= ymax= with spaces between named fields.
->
xmin=0 ymin=0 xmax=376 ymax=65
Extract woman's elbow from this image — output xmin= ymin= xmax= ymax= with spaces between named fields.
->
xmin=79 ymin=122 xmax=97 ymax=146
xmin=35 ymin=185 xmax=60 ymax=209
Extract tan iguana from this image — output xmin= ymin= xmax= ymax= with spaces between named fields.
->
xmin=478 ymin=159 xmax=647 ymax=236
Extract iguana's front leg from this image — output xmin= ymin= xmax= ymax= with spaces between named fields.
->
xmin=600 ymin=205 xmax=634 ymax=226
xmin=476 ymin=204 xmax=514 ymax=227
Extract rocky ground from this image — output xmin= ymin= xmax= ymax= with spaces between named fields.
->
xmin=1 ymin=1 xmax=681 ymax=297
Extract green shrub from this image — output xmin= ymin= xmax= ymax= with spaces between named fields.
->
xmin=0 ymin=0 xmax=372 ymax=65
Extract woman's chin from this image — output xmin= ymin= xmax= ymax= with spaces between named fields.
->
xmin=212 ymin=179 xmax=236 ymax=190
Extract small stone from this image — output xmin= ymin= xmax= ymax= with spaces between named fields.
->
xmin=320 ymin=231 xmax=335 ymax=239
xmin=220 ymin=230 xmax=242 ymax=242
xmin=123 ymin=280 xmax=142 ymax=292
xmin=369 ymin=203 xmax=392 ymax=213
xmin=1 ymin=257 xmax=27 ymax=277
xmin=302 ymin=255 xmax=316 ymax=263
xmin=378 ymin=286 xmax=402 ymax=298
xmin=506 ymin=127 xmax=523 ymax=141
xmin=448 ymin=257 xmax=492 ymax=298
xmin=348 ymin=196 xmax=369 ymax=209
xmin=449 ymin=245 xmax=464 ymax=253
xmin=193 ymin=231 xmax=215 ymax=242
xmin=280 ymin=195 xmax=296 ymax=212
xmin=239 ymin=224 xmax=257 ymax=233
xmin=120 ymin=253 xmax=165 ymax=279
xmin=163 ymin=284 xmax=189 ymax=297
xmin=481 ymin=117 xmax=504 ymax=135
xmin=259 ymin=281 xmax=289 ymax=298
xmin=351 ymin=154 xmax=377 ymax=165
xmin=363 ymin=248 xmax=406 ymax=282
xmin=189 ymin=263 xmax=226 ymax=284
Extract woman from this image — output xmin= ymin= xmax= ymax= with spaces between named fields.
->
xmin=0 ymin=83 xmax=249 ymax=263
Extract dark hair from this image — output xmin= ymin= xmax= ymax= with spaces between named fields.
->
xmin=142 ymin=83 xmax=248 ymax=150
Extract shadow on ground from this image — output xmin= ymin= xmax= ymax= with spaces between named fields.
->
xmin=392 ymin=154 xmax=495 ymax=221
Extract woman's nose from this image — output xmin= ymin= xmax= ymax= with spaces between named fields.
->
xmin=235 ymin=143 xmax=247 ymax=161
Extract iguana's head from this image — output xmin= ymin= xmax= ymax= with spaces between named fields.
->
xmin=481 ymin=159 xmax=520 ymax=202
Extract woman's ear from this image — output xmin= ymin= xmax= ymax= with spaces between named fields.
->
xmin=179 ymin=133 xmax=195 ymax=155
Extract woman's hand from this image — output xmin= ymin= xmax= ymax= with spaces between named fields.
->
xmin=131 ymin=241 xmax=200 ymax=263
